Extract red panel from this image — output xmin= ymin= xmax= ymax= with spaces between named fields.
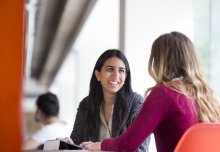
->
xmin=0 ymin=0 xmax=25 ymax=151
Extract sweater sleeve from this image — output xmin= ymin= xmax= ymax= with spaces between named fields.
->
xmin=101 ymin=85 xmax=168 ymax=152
xmin=129 ymin=93 xmax=151 ymax=152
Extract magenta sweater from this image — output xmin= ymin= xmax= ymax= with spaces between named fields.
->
xmin=101 ymin=84 xmax=198 ymax=152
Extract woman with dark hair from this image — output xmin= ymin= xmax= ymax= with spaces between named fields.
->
xmin=81 ymin=32 xmax=220 ymax=152
xmin=61 ymin=49 xmax=150 ymax=151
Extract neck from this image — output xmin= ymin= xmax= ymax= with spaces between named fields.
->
xmin=103 ymin=92 xmax=116 ymax=106
xmin=43 ymin=116 xmax=59 ymax=125
xmin=102 ymin=95 xmax=115 ymax=125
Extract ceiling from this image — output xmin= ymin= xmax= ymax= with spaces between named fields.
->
xmin=25 ymin=0 xmax=97 ymax=96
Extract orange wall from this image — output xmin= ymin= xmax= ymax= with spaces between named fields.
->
xmin=0 ymin=0 xmax=25 ymax=151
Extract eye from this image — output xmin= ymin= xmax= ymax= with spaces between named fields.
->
xmin=119 ymin=68 xmax=125 ymax=74
xmin=105 ymin=67 xmax=113 ymax=72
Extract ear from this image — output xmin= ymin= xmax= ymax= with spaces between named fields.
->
xmin=95 ymin=70 xmax=101 ymax=81
xmin=35 ymin=108 xmax=42 ymax=122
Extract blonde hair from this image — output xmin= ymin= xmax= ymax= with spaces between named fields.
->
xmin=147 ymin=31 xmax=220 ymax=122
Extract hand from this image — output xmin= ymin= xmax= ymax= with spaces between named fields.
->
xmin=56 ymin=137 xmax=74 ymax=144
xmin=80 ymin=141 xmax=101 ymax=151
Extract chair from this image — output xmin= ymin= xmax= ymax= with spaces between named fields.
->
xmin=174 ymin=123 xmax=220 ymax=152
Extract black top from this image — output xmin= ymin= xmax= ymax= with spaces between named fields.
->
xmin=70 ymin=92 xmax=150 ymax=152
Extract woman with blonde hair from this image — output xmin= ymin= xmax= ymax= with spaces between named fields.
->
xmin=80 ymin=31 xmax=220 ymax=152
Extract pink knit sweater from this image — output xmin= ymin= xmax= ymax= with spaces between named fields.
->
xmin=101 ymin=84 xmax=198 ymax=152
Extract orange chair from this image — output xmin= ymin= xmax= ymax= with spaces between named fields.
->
xmin=174 ymin=123 xmax=220 ymax=152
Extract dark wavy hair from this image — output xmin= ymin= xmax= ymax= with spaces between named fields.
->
xmin=83 ymin=49 xmax=133 ymax=136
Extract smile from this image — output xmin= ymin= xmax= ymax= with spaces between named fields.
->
xmin=108 ymin=80 xmax=119 ymax=85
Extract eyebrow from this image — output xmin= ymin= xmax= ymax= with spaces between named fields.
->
xmin=104 ymin=65 xmax=125 ymax=69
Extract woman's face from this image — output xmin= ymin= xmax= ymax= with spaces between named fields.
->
xmin=95 ymin=56 xmax=126 ymax=95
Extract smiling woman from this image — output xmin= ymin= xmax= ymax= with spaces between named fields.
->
xmin=59 ymin=49 xmax=150 ymax=152
xmin=95 ymin=56 xmax=127 ymax=94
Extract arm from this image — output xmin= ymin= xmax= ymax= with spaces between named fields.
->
xmin=101 ymin=85 xmax=168 ymax=151
xmin=23 ymin=126 xmax=48 ymax=150
xmin=70 ymin=104 xmax=86 ymax=145
xmin=128 ymin=93 xmax=151 ymax=152
xmin=128 ymin=93 xmax=144 ymax=122
xmin=23 ymin=138 xmax=40 ymax=150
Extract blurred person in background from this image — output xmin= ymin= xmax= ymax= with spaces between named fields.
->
xmin=23 ymin=92 xmax=69 ymax=150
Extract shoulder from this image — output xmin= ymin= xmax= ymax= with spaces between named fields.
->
xmin=148 ymin=84 xmax=180 ymax=103
xmin=78 ymin=96 xmax=89 ymax=110
xmin=151 ymin=84 xmax=180 ymax=95
xmin=32 ymin=123 xmax=69 ymax=143
xmin=150 ymin=84 xmax=170 ymax=95
xmin=131 ymin=92 xmax=144 ymax=103
xmin=41 ymin=122 xmax=68 ymax=133
xmin=126 ymin=92 xmax=144 ymax=109
xmin=31 ymin=126 xmax=48 ymax=143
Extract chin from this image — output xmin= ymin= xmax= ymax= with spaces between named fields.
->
xmin=111 ymin=89 xmax=121 ymax=93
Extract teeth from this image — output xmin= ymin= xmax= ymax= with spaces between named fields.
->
xmin=109 ymin=81 xmax=118 ymax=85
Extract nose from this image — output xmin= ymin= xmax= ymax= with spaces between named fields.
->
xmin=112 ymin=69 xmax=120 ymax=77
